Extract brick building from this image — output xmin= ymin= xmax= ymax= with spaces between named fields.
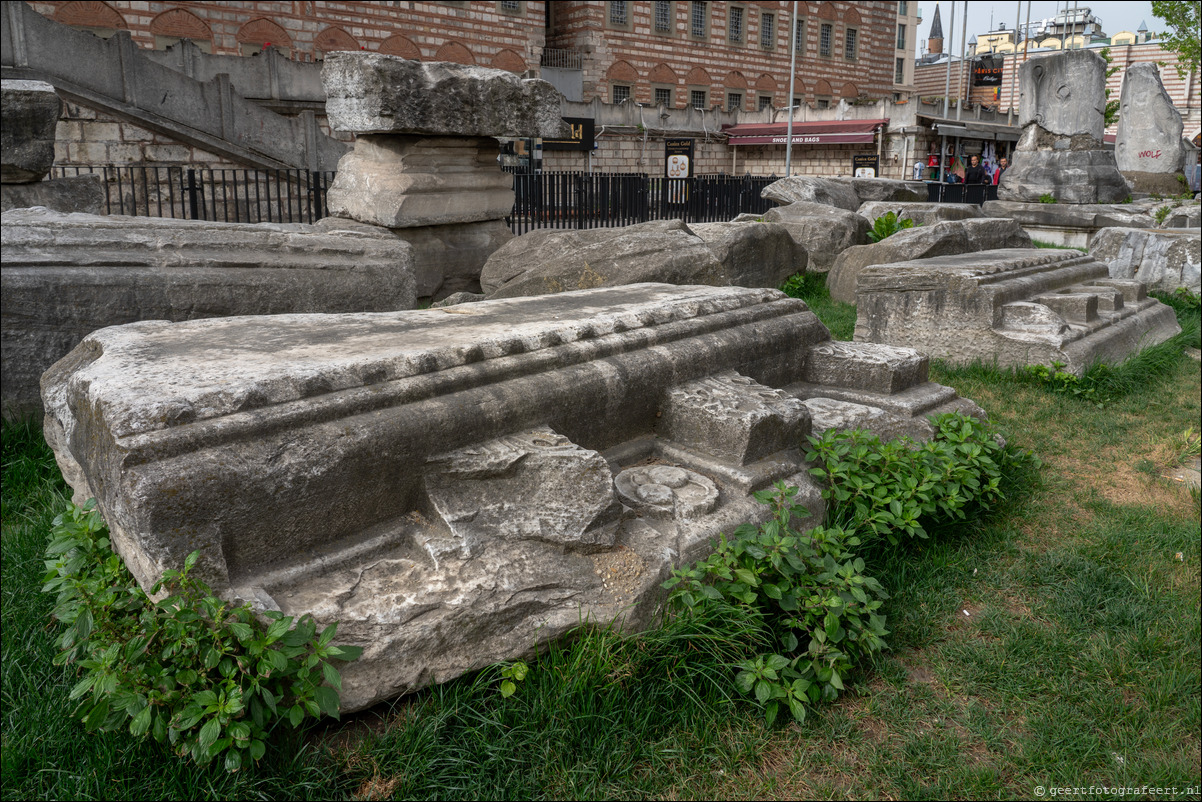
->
xmin=20 ymin=1 xmax=922 ymax=179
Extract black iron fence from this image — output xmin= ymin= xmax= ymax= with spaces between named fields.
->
xmin=507 ymin=172 xmax=778 ymax=234
xmin=46 ymin=166 xmax=776 ymax=231
xmin=925 ymin=182 xmax=999 ymax=205
xmin=50 ymin=165 xmax=335 ymax=224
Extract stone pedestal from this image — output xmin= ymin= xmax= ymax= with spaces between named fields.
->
xmin=320 ymin=54 xmax=567 ymax=297
xmin=999 ymin=50 xmax=1130 ymax=204
xmin=327 ymin=135 xmax=513 ymax=228
xmin=1 ymin=80 xmax=61 ymax=184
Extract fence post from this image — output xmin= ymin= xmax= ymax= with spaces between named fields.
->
xmin=186 ymin=168 xmax=199 ymax=220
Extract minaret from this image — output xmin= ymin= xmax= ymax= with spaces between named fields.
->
xmin=928 ymin=3 xmax=945 ymax=55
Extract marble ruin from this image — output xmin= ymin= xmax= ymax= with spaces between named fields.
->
xmin=1114 ymin=63 xmax=1187 ymax=196
xmin=1 ymin=208 xmax=415 ymax=418
xmin=0 ymin=79 xmax=103 ymax=214
xmin=321 ymin=54 xmax=567 ymax=298
xmin=1089 ymin=227 xmax=1201 ymax=296
xmin=853 ymin=248 xmax=1181 ymax=374
xmin=42 ymin=284 xmax=983 ymax=711
xmin=999 ymin=50 xmax=1130 ymax=204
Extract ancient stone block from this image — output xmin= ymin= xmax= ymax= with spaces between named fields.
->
xmin=1001 ymin=50 xmax=1130 ymax=204
xmin=762 ymin=176 xmax=860 ymax=211
xmin=857 ymin=201 xmax=983 ymax=227
xmin=853 ymin=248 xmax=1181 ymax=374
xmin=326 ymin=135 xmax=514 ymax=229
xmin=1 ymin=80 xmax=61 ymax=184
xmin=846 ymin=178 xmax=927 ymax=204
xmin=801 ymin=341 xmax=927 ymax=395
xmin=1114 ymin=63 xmax=1186 ymax=178
xmin=688 ymin=221 xmax=807 ymax=287
xmin=736 ymin=202 xmax=869 ymax=272
xmin=42 ymin=283 xmax=984 ymax=711
xmin=321 ymin=53 xmax=567 ymax=139
xmin=1 ymin=208 xmax=416 ymax=418
xmin=827 ymin=218 xmax=1032 ymax=303
xmin=661 ymin=371 xmax=812 ymax=465
xmin=0 ymin=174 xmax=104 ymax=214
xmin=1089 ymin=227 xmax=1201 ymax=295
xmin=1017 ymin=49 xmax=1107 ymax=140
xmin=479 ymin=219 xmax=726 ymax=298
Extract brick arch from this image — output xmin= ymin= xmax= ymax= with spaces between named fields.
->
xmin=379 ymin=34 xmax=421 ymax=59
xmin=755 ymin=73 xmax=777 ymax=92
xmin=789 ymin=77 xmax=807 ymax=99
xmin=813 ymin=79 xmax=832 ymax=95
xmin=795 ymin=1 xmax=810 ymax=14
xmin=149 ymin=9 xmax=211 ymax=43
xmin=315 ymin=26 xmax=359 ymax=53
xmin=236 ymin=18 xmax=292 ymax=48
xmin=724 ymin=70 xmax=748 ymax=89
xmin=648 ymin=63 xmax=678 ymax=84
xmin=817 ymin=3 xmax=837 ymax=20
xmin=685 ymin=66 xmax=712 ymax=85
xmin=841 ymin=82 xmax=859 ymax=99
xmin=606 ymin=60 xmax=639 ymax=82
xmin=52 ymin=1 xmax=125 ymax=30
xmin=435 ymin=41 xmax=475 ymax=64
xmin=490 ymin=48 xmax=526 ymax=73
xmin=843 ymin=7 xmax=861 ymax=26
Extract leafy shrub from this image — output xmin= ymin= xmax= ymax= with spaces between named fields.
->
xmin=665 ymin=413 xmax=1035 ymax=726
xmin=1038 ymin=193 xmax=1057 ymax=204
xmin=42 ymin=501 xmax=362 ymax=771
xmin=806 ymin=413 xmax=1024 ymax=546
xmin=665 ymin=485 xmax=889 ymax=725
xmin=1154 ymin=205 xmax=1174 ymax=225
xmin=866 ymin=211 xmax=916 ymax=243
xmin=1023 ymin=361 xmax=1102 ymax=405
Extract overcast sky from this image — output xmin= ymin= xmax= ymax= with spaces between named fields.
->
xmin=915 ymin=1 xmax=1159 ymax=56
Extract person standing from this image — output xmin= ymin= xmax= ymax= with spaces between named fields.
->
xmin=964 ymin=154 xmax=991 ymax=184
xmin=993 ymin=157 xmax=1009 ymax=185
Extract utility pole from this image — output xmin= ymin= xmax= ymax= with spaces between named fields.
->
xmin=785 ymin=0 xmax=798 ymax=177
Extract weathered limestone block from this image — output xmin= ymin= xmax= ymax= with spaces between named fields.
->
xmin=1162 ymin=203 xmax=1201 ymax=230
xmin=661 ymin=372 xmax=812 ymax=465
xmin=1000 ymin=50 xmax=1130 ymax=204
xmin=688 ymin=221 xmax=808 ymax=287
xmin=312 ymin=216 xmax=512 ymax=301
xmin=1114 ymin=63 xmax=1186 ymax=191
xmin=853 ymin=248 xmax=1181 ymax=374
xmin=736 ymin=202 xmax=869 ymax=272
xmin=762 ymin=176 xmax=861 ymax=211
xmin=982 ymin=199 xmax=1154 ymax=248
xmin=827 ymin=218 xmax=1032 ymax=303
xmin=327 ymin=135 xmax=514 ymax=229
xmin=42 ymin=283 xmax=984 ymax=711
xmin=846 ymin=178 xmax=927 ymax=204
xmin=857 ymin=201 xmax=984 ymax=227
xmin=479 ymin=220 xmax=726 ymax=298
xmin=0 ymin=174 xmax=105 ymax=214
xmin=322 ymin=53 xmax=567 ymax=138
xmin=1 ymin=208 xmax=416 ymax=418
xmin=1017 ymin=49 xmax=1107 ymax=139
xmin=1 ymin=80 xmax=61 ymax=184
xmin=1089 ymin=227 xmax=1201 ymax=295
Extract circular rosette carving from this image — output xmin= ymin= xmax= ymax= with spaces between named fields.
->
xmin=614 ymin=465 xmax=718 ymax=520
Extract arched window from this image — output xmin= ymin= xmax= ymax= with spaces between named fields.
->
xmin=236 ymin=18 xmax=292 ymax=58
xmin=51 ymin=1 xmax=126 ymax=39
xmin=149 ymin=9 xmax=213 ymax=53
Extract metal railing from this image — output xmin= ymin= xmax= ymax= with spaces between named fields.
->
xmin=924 ymin=182 xmax=999 ymax=205
xmin=539 ymin=48 xmax=584 ymax=70
xmin=506 ymin=172 xmax=778 ymax=234
xmin=50 ymin=165 xmax=335 ymax=223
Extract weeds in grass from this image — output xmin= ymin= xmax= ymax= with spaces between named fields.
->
xmin=780 ymin=272 xmax=856 ymax=340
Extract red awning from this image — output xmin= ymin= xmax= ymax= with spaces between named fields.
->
xmin=722 ymin=119 xmax=886 ymax=145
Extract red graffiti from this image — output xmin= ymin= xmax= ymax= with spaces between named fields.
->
xmin=1138 ymin=149 xmax=1163 ymax=159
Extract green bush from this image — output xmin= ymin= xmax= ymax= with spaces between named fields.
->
xmin=1038 ymin=193 xmax=1057 ymax=204
xmin=665 ymin=485 xmax=889 ymax=725
xmin=664 ymin=413 xmax=1036 ymax=726
xmin=866 ymin=211 xmax=916 ymax=243
xmin=42 ymin=501 xmax=362 ymax=771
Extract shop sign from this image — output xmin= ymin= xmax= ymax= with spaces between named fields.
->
xmin=852 ymin=154 xmax=879 ymax=178
xmin=542 ymin=117 xmax=595 ymax=151
xmin=972 ymin=57 xmax=1004 ymax=87
xmin=665 ymin=138 xmax=695 ymax=178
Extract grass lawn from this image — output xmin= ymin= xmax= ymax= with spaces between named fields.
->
xmin=3 ymin=286 xmax=1199 ymax=801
